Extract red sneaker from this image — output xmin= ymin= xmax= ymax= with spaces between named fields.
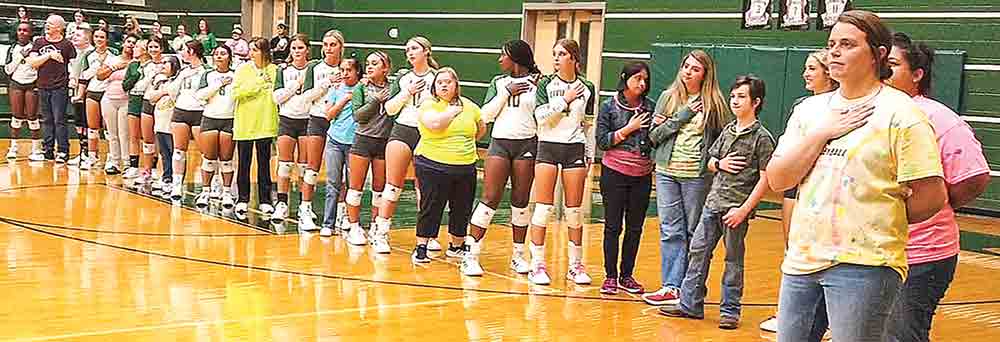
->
xmin=641 ymin=287 xmax=680 ymax=305
xmin=618 ymin=276 xmax=645 ymax=294
xmin=599 ymin=278 xmax=618 ymax=295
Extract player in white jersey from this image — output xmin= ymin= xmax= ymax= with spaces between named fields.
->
xmin=528 ymin=39 xmax=596 ymax=286
xmin=137 ymin=39 xmax=167 ymax=187
xmin=460 ymin=40 xmax=541 ymax=276
xmin=371 ymin=36 xmax=440 ymax=249
xmin=168 ymin=40 xmax=210 ymax=202
xmin=79 ymin=27 xmax=120 ymax=170
xmin=193 ymin=45 xmax=237 ymax=209
xmin=300 ymin=30 xmax=346 ymax=232
xmin=68 ymin=26 xmax=94 ymax=165
xmin=4 ymin=21 xmax=42 ymax=161
xmin=271 ymin=34 xmax=314 ymax=224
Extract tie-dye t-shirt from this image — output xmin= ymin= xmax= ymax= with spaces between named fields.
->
xmin=777 ymin=86 xmax=943 ymax=279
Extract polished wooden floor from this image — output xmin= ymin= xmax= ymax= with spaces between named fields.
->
xmin=1 ymin=141 xmax=999 ymax=341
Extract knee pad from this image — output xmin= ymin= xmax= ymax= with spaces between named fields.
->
xmin=201 ymin=159 xmax=218 ymax=173
xmin=564 ymin=206 xmax=582 ymax=229
xmin=511 ymin=206 xmax=530 ymax=227
xmin=142 ymin=143 xmax=155 ymax=154
xmin=371 ymin=190 xmax=384 ymax=208
xmin=382 ymin=183 xmax=402 ymax=202
xmin=469 ymin=203 xmax=497 ymax=228
xmin=532 ymin=203 xmax=553 ymax=227
xmin=219 ymin=160 xmax=234 ymax=173
xmin=28 ymin=120 xmax=40 ymax=130
xmin=298 ymin=163 xmax=309 ymax=176
xmin=87 ymin=128 xmax=100 ymax=140
xmin=277 ymin=161 xmax=294 ymax=178
xmin=345 ymin=189 xmax=364 ymax=207
xmin=10 ymin=118 xmax=23 ymax=129
xmin=172 ymin=149 xmax=185 ymax=161
xmin=303 ymin=169 xmax=319 ymax=185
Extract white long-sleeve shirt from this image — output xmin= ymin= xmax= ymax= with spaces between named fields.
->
xmin=481 ymin=74 xmax=537 ymax=140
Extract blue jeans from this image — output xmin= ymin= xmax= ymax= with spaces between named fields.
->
xmin=38 ymin=87 xmax=71 ymax=155
xmin=887 ymin=255 xmax=958 ymax=342
xmin=322 ymin=139 xmax=351 ymax=229
xmin=155 ymin=132 xmax=174 ymax=181
xmin=654 ymin=173 xmax=708 ymax=290
xmin=778 ymin=263 xmax=903 ymax=342
xmin=678 ymin=207 xmax=748 ymax=319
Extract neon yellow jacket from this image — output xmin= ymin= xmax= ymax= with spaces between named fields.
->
xmin=233 ymin=62 xmax=279 ymax=140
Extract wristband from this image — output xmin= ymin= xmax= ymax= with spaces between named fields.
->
xmin=714 ymin=159 xmax=721 ymax=172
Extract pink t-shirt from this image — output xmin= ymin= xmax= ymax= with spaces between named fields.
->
xmin=906 ymin=96 xmax=990 ymax=265
xmin=103 ymin=68 xmax=128 ymax=101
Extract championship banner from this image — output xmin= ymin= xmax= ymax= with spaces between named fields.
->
xmin=779 ymin=0 xmax=810 ymax=30
xmin=742 ymin=0 xmax=773 ymax=30
xmin=818 ymin=0 xmax=852 ymax=29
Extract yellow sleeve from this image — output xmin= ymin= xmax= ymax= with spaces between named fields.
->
xmin=894 ymin=105 xmax=944 ymax=183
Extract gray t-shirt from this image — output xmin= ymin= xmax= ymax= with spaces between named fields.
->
xmin=705 ymin=120 xmax=775 ymax=211
xmin=352 ymin=82 xmax=393 ymax=138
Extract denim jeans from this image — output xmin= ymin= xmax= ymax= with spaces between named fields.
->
xmin=322 ymin=139 xmax=351 ymax=229
xmin=677 ymin=207 xmax=747 ymax=319
xmin=887 ymin=255 xmax=958 ymax=342
xmin=654 ymin=172 xmax=708 ymax=290
xmin=778 ymin=263 xmax=903 ymax=342
xmin=38 ymin=87 xmax=71 ymax=155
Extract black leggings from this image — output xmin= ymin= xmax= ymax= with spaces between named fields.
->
xmin=236 ymin=138 xmax=274 ymax=205
xmin=415 ymin=158 xmax=476 ymax=239
xmin=600 ymin=166 xmax=652 ymax=278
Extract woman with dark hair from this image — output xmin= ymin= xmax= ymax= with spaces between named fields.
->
xmin=96 ymin=33 xmax=137 ymax=175
xmin=410 ymin=67 xmax=486 ymax=263
xmin=67 ymin=10 xmax=85 ymax=38
xmin=529 ymin=38 xmax=597 ymax=285
xmin=320 ymin=56 xmax=361 ymax=237
xmin=270 ymin=33 xmax=313 ymax=225
xmin=343 ymin=50 xmax=392 ymax=249
xmin=595 ymin=61 xmax=654 ymax=294
xmin=167 ymin=40 xmax=210 ymax=202
xmin=142 ymin=55 xmax=181 ymax=194
xmin=195 ymin=19 xmax=218 ymax=54
xmin=768 ymin=10 xmax=947 ymax=342
xmin=16 ymin=6 xmax=29 ymax=22
xmin=4 ymin=21 xmax=42 ymax=160
xmin=232 ymin=37 xmax=279 ymax=217
xmin=78 ymin=27 xmax=120 ymax=171
xmin=193 ymin=44 xmax=237 ymax=209
xmin=461 ymin=39 xmax=541 ymax=276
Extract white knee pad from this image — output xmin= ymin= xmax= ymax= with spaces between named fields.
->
xmin=28 ymin=120 xmax=40 ymax=130
xmin=172 ymin=149 xmax=185 ymax=161
xmin=371 ymin=190 xmax=384 ymax=207
xmin=382 ymin=183 xmax=402 ymax=202
xmin=298 ymin=163 xmax=309 ymax=176
xmin=469 ymin=203 xmax=497 ymax=228
xmin=219 ymin=160 xmax=234 ymax=173
xmin=201 ymin=159 xmax=218 ymax=173
xmin=10 ymin=118 xmax=23 ymax=129
xmin=511 ymin=206 xmax=530 ymax=227
xmin=532 ymin=203 xmax=553 ymax=227
xmin=345 ymin=189 xmax=364 ymax=207
xmin=87 ymin=128 xmax=100 ymax=140
xmin=142 ymin=143 xmax=155 ymax=154
xmin=564 ymin=206 xmax=583 ymax=229
xmin=303 ymin=169 xmax=319 ymax=185
xmin=277 ymin=161 xmax=294 ymax=178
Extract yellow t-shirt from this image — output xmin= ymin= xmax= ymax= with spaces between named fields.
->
xmin=777 ymin=86 xmax=942 ymax=279
xmin=415 ymin=97 xmax=482 ymax=165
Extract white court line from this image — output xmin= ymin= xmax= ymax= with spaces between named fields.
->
xmin=12 ymin=293 xmax=518 ymax=342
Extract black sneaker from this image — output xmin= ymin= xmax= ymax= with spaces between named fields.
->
xmin=55 ymin=152 xmax=68 ymax=164
xmin=446 ymin=243 xmax=466 ymax=258
xmin=411 ymin=244 xmax=430 ymax=263
xmin=43 ymin=152 xmax=55 ymax=161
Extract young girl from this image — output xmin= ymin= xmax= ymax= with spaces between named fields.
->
xmin=79 ymin=27 xmax=120 ymax=171
xmin=299 ymin=30 xmax=345 ymax=232
xmin=320 ymin=57 xmax=360 ymax=237
xmin=271 ymin=34 xmax=313 ymax=225
xmin=137 ymin=39 xmax=167 ymax=188
xmin=461 ymin=39 xmax=541 ymax=276
xmin=194 ymin=45 xmax=237 ymax=209
xmin=168 ymin=40 xmax=211 ymax=202
xmin=344 ymin=51 xmax=392 ymax=249
xmin=96 ymin=34 xmax=137 ymax=175
xmin=144 ymin=56 xmax=181 ymax=196
xmin=232 ymin=38 xmax=279 ymax=217
xmin=122 ymin=39 xmax=150 ymax=180
xmin=530 ymin=39 xmax=597 ymax=285
xmin=642 ymin=49 xmax=730 ymax=306
xmin=372 ymin=36 xmax=439 ymax=248
xmin=4 ymin=21 xmax=42 ymax=161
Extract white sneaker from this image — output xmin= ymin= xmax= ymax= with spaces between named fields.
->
xmin=298 ymin=206 xmax=317 ymax=232
xmin=194 ymin=191 xmax=210 ymax=208
xmin=759 ymin=315 xmax=777 ymax=333
xmin=234 ymin=202 xmax=249 ymax=218
xmin=461 ymin=238 xmax=483 ymax=276
xmin=371 ymin=231 xmax=391 ymax=254
xmin=28 ymin=150 xmax=46 ymax=162
xmin=67 ymin=154 xmax=82 ymax=165
xmin=122 ymin=167 xmax=140 ymax=179
xmin=150 ymin=178 xmax=164 ymax=191
xmin=104 ymin=162 xmax=120 ymax=175
xmin=319 ymin=227 xmax=334 ymax=237
xmin=79 ymin=156 xmax=95 ymax=170
xmin=270 ymin=202 xmax=288 ymax=224
xmin=220 ymin=191 xmax=235 ymax=209
xmin=170 ymin=181 xmax=183 ymax=201
xmin=55 ymin=152 xmax=68 ymax=164
xmin=567 ymin=262 xmax=592 ymax=285
xmin=6 ymin=145 xmax=17 ymax=159
xmin=259 ymin=203 xmax=275 ymax=215
xmin=427 ymin=238 xmax=442 ymax=251
xmin=210 ymin=175 xmax=223 ymax=198
xmin=346 ymin=225 xmax=368 ymax=246
xmin=528 ymin=263 xmax=551 ymax=285
xmin=511 ymin=254 xmax=531 ymax=274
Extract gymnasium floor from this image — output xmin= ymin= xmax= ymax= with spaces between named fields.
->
xmin=1 ymin=140 xmax=999 ymax=341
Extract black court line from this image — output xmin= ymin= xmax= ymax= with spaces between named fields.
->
xmin=0 ymin=216 xmax=272 ymax=237
xmin=5 ymin=217 xmax=1000 ymax=307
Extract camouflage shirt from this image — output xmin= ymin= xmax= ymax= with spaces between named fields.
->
xmin=705 ymin=120 xmax=775 ymax=211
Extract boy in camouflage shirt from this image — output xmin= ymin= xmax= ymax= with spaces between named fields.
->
xmin=659 ymin=75 xmax=775 ymax=330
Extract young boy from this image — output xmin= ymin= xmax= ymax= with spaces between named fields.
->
xmin=658 ymin=75 xmax=775 ymax=330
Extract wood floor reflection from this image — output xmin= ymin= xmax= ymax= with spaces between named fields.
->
xmin=2 ymin=150 xmax=999 ymax=341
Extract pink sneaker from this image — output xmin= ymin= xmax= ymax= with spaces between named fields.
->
xmin=599 ymin=278 xmax=618 ymax=295
xmin=618 ymin=276 xmax=644 ymax=294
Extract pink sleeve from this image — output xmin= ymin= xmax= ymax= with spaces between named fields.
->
xmin=110 ymin=69 xmax=127 ymax=82
xmin=938 ymin=122 xmax=991 ymax=184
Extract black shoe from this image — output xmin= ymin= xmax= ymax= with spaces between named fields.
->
xmin=44 ymin=152 xmax=55 ymax=161
xmin=411 ymin=244 xmax=430 ymax=263
xmin=446 ymin=243 xmax=466 ymax=258
xmin=657 ymin=304 xmax=704 ymax=320
xmin=719 ymin=316 xmax=740 ymax=330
